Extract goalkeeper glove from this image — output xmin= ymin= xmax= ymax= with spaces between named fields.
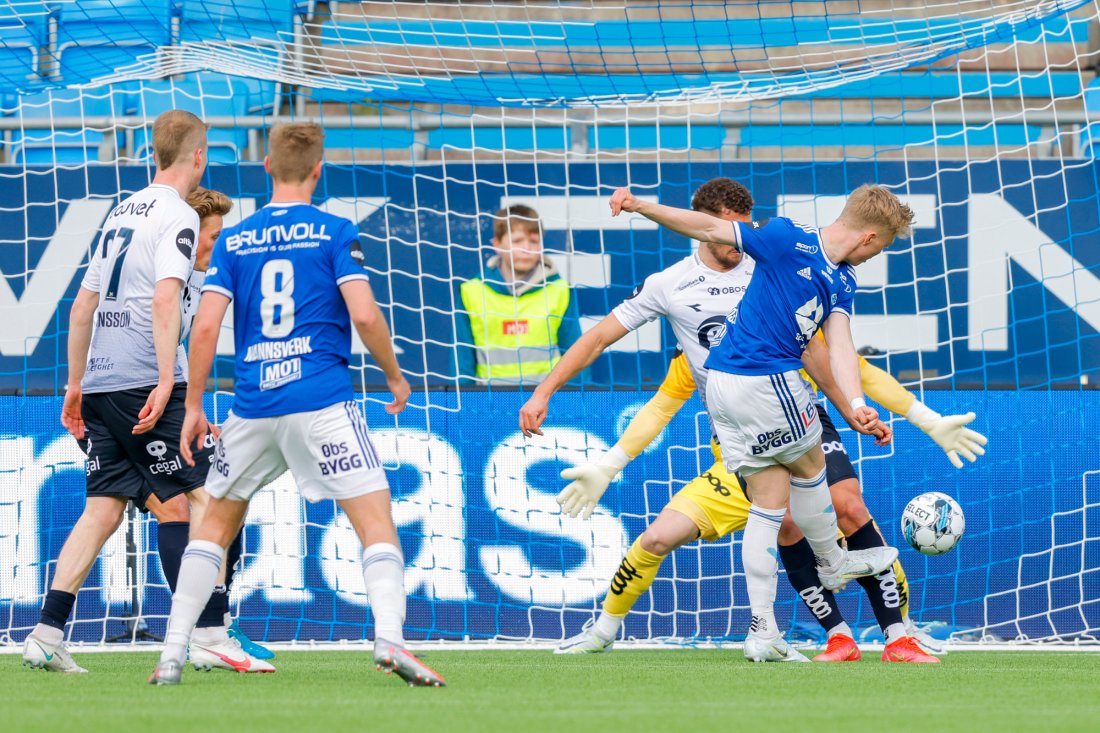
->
xmin=906 ymin=400 xmax=988 ymax=469
xmin=557 ymin=446 xmax=630 ymax=520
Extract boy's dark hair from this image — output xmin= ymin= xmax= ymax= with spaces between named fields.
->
xmin=691 ymin=178 xmax=754 ymax=216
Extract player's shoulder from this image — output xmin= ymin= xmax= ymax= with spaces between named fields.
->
xmin=655 ymin=254 xmax=708 ymax=290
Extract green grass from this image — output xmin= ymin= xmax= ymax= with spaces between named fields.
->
xmin=3 ymin=650 xmax=1099 ymax=733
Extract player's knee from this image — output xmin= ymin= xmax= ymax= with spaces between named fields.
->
xmin=640 ymin=523 xmax=692 ymax=556
xmin=639 ymin=529 xmax=672 ymax=556
xmin=83 ymin=500 xmax=126 ymax=535
xmin=831 ymin=480 xmax=871 ymax=531
xmin=149 ymin=493 xmax=190 ymax=524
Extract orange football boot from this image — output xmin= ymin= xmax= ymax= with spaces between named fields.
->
xmin=813 ymin=633 xmax=862 ymax=662
xmin=882 ymin=636 xmax=941 ymax=664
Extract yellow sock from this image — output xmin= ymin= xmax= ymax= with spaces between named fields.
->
xmin=602 ymin=538 xmax=664 ymax=617
xmin=894 ymin=558 xmax=911 ymax=620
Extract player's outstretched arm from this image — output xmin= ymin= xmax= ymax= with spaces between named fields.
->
xmin=610 ymin=187 xmax=735 ymax=246
xmin=860 ymin=359 xmax=988 ymax=468
xmin=180 ymin=291 xmax=229 ymax=466
xmin=341 ymin=280 xmax=410 ymax=415
xmin=821 ymin=312 xmax=892 ymax=446
xmin=518 ymin=313 xmax=630 ymax=437
xmin=135 ymin=277 xmax=184 ymax=435
xmin=558 ymin=390 xmax=688 ymax=519
xmin=62 ymin=287 xmax=100 ymax=440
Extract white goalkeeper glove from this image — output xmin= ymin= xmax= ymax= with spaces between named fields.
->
xmin=906 ymin=400 xmax=988 ymax=469
xmin=557 ymin=446 xmax=630 ymax=520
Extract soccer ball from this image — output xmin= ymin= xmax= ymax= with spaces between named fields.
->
xmin=900 ymin=492 xmax=965 ymax=555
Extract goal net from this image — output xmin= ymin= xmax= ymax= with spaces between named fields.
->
xmin=1 ymin=0 xmax=1098 ymax=649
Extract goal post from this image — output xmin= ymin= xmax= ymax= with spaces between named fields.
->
xmin=0 ymin=0 xmax=1098 ymax=649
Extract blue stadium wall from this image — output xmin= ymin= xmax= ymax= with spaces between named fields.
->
xmin=2 ymin=160 xmax=1099 ymax=392
xmin=2 ymin=390 xmax=1098 ymax=643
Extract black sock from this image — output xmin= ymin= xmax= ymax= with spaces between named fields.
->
xmin=225 ymin=530 xmax=243 ymax=593
xmin=778 ymin=538 xmax=846 ymax=633
xmin=846 ymin=519 xmax=904 ymax=633
xmin=39 ymin=589 xmax=76 ymax=630
xmin=156 ymin=521 xmax=190 ymax=594
xmin=197 ymin=586 xmax=229 ymax=629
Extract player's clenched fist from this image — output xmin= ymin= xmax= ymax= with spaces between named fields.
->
xmin=849 ymin=405 xmax=893 ymax=446
xmin=519 ymin=393 xmax=549 ymax=437
xmin=609 ymin=187 xmax=642 ymax=216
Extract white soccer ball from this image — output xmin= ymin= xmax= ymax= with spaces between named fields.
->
xmin=900 ymin=491 xmax=965 ymax=556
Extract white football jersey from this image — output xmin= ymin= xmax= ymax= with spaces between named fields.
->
xmin=81 ymin=184 xmax=200 ymax=393
xmin=612 ymin=251 xmax=754 ymax=399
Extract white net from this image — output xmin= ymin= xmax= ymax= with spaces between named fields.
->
xmin=0 ymin=0 xmax=1098 ymax=648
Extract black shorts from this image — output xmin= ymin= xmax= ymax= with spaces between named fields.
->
xmin=817 ymin=404 xmax=858 ymax=487
xmin=80 ymin=383 xmax=214 ymax=507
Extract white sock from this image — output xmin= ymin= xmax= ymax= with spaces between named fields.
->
xmin=743 ymin=504 xmax=785 ymax=635
xmin=827 ymin=622 xmax=853 ymax=639
xmin=884 ymin=622 xmax=907 ymax=645
xmin=160 ymin=540 xmax=223 ymax=666
xmin=789 ymin=467 xmax=844 ymax=570
xmin=362 ymin=543 xmax=406 ymax=646
xmin=192 ymin=625 xmax=230 ymax=645
xmin=593 ymin=611 xmax=623 ymax=641
xmin=32 ymin=623 xmax=64 ymax=647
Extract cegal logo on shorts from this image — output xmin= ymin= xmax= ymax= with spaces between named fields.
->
xmin=146 ymin=440 xmax=182 ymax=475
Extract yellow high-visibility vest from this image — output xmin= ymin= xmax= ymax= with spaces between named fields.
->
xmin=459 ymin=278 xmax=571 ymax=382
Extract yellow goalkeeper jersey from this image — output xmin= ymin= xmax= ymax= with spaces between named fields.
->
xmin=657 ymin=334 xmax=914 ymax=417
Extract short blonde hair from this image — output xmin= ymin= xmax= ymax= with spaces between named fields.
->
xmin=152 ymin=109 xmax=206 ymax=169
xmin=186 ymin=187 xmax=232 ymax=221
xmin=267 ymin=122 xmax=324 ymax=183
xmin=840 ymin=184 xmax=915 ymax=241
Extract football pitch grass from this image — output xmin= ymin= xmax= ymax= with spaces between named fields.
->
xmin=3 ymin=650 xmax=1099 ymax=733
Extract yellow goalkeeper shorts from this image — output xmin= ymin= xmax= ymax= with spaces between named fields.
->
xmin=666 ymin=459 xmax=751 ymax=542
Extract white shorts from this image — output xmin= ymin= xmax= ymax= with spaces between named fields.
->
xmin=206 ymin=401 xmax=390 ymax=503
xmin=705 ymin=369 xmax=823 ymax=475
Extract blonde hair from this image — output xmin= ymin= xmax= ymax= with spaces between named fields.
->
xmin=493 ymin=204 xmax=541 ymax=241
xmin=152 ymin=110 xmax=206 ymax=169
xmin=186 ymin=187 xmax=232 ymax=221
xmin=840 ymin=184 xmax=915 ymax=241
xmin=267 ymin=122 xmax=324 ymax=183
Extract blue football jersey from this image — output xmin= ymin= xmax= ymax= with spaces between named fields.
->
xmin=703 ymin=217 xmax=856 ymax=376
xmin=203 ymin=202 xmax=369 ymax=418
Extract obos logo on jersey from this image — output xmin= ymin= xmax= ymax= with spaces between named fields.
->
xmin=260 ymin=357 xmax=302 ymax=391
xmin=146 ymin=440 xmax=182 ymax=475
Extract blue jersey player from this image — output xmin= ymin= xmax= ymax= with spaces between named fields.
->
xmin=609 ymin=184 xmax=914 ymax=661
xmin=150 ymin=123 xmax=444 ymax=687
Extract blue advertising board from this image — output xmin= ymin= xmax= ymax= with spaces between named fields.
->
xmin=1 ymin=390 xmax=1097 ymax=643
xmin=1 ymin=160 xmax=1098 ymax=393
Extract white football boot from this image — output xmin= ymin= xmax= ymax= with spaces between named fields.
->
xmin=743 ymin=628 xmax=810 ymax=663
xmin=22 ymin=634 xmax=87 ymax=673
xmin=905 ymin=618 xmax=949 ymax=655
xmin=555 ymin=619 xmax=615 ymax=655
xmin=818 ymin=546 xmax=899 ymax=591
xmin=190 ymin=635 xmax=275 ymax=673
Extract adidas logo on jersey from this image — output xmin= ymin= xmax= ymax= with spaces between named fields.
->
xmin=797 ymin=267 xmax=812 ymax=280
